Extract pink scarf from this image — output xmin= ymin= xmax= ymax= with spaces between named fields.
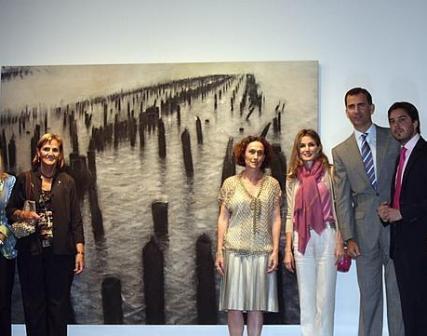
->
xmin=294 ymin=160 xmax=326 ymax=254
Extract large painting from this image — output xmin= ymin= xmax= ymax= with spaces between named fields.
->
xmin=0 ymin=61 xmax=318 ymax=325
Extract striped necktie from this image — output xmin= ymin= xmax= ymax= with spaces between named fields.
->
xmin=361 ymin=133 xmax=377 ymax=190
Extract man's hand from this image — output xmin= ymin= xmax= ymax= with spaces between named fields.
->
xmin=347 ymin=239 xmax=361 ymax=258
xmin=378 ymin=203 xmax=402 ymax=222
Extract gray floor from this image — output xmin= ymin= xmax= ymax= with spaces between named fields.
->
xmin=12 ymin=267 xmax=391 ymax=335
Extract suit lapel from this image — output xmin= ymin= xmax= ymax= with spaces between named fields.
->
xmin=376 ymin=126 xmax=387 ymax=180
xmin=402 ymin=137 xmax=425 ymax=188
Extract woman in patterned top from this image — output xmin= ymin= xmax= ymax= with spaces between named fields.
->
xmin=0 ymin=153 xmax=16 ymax=336
xmin=215 ymin=135 xmax=281 ymax=336
xmin=6 ymin=133 xmax=84 ymax=336
xmin=284 ymin=129 xmax=344 ymax=336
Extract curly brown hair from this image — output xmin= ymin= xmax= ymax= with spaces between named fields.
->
xmin=233 ymin=135 xmax=272 ymax=170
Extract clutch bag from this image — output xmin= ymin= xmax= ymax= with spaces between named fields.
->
xmin=336 ymin=254 xmax=352 ymax=272
xmin=11 ymin=221 xmax=36 ymax=238
xmin=10 ymin=200 xmax=37 ymax=238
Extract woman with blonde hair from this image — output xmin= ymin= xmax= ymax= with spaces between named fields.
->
xmin=0 ymin=153 xmax=16 ymax=336
xmin=6 ymin=133 xmax=84 ymax=336
xmin=284 ymin=129 xmax=344 ymax=336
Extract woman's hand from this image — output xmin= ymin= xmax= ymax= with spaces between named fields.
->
xmin=335 ymin=240 xmax=345 ymax=261
xmin=283 ymin=250 xmax=295 ymax=273
xmin=74 ymin=252 xmax=85 ymax=274
xmin=215 ymin=253 xmax=225 ymax=276
xmin=267 ymin=251 xmax=278 ymax=273
xmin=19 ymin=210 xmax=40 ymax=224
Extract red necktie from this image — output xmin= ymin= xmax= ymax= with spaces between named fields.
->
xmin=392 ymin=147 xmax=407 ymax=209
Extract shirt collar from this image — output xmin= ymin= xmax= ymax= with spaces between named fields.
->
xmin=402 ymin=133 xmax=420 ymax=152
xmin=354 ymin=123 xmax=376 ymax=142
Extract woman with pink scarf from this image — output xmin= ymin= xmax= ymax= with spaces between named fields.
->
xmin=284 ymin=129 xmax=344 ymax=336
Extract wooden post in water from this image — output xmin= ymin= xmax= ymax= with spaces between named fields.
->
xmin=158 ymin=119 xmax=166 ymax=158
xmin=70 ymin=119 xmax=79 ymax=154
xmin=88 ymin=182 xmax=105 ymax=242
xmin=143 ymin=237 xmax=165 ymax=324
xmin=245 ymin=107 xmax=255 ymax=121
xmin=102 ymin=276 xmax=124 ymax=324
xmin=44 ymin=113 xmax=48 ymax=133
xmin=7 ymin=135 xmax=16 ymax=174
xmin=260 ymin=122 xmax=271 ymax=138
xmin=195 ymin=234 xmax=218 ymax=324
xmin=103 ymin=104 xmax=108 ymax=127
xmin=87 ymin=150 xmax=97 ymax=181
xmin=176 ymin=105 xmax=181 ymax=126
xmin=129 ymin=117 xmax=137 ymax=147
xmin=152 ymin=201 xmax=168 ymax=238
xmin=196 ymin=117 xmax=203 ymax=144
xmin=270 ymin=144 xmax=286 ymax=191
xmin=114 ymin=114 xmax=119 ymax=148
xmin=181 ymin=129 xmax=194 ymax=177
xmin=30 ymin=136 xmax=37 ymax=165
xmin=34 ymin=123 xmax=41 ymax=141
xmin=221 ymin=137 xmax=235 ymax=185
xmin=273 ymin=117 xmax=279 ymax=134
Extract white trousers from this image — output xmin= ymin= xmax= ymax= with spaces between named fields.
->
xmin=293 ymin=227 xmax=337 ymax=336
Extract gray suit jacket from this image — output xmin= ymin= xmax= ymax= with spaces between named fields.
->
xmin=332 ymin=125 xmax=399 ymax=251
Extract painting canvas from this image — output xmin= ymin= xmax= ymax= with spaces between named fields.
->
xmin=0 ymin=61 xmax=318 ymax=325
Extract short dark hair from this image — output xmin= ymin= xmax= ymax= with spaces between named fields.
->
xmin=345 ymin=87 xmax=373 ymax=106
xmin=388 ymin=101 xmax=420 ymax=133
xmin=234 ymin=135 xmax=272 ymax=169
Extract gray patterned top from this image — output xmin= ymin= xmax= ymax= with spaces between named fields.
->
xmin=218 ymin=174 xmax=281 ymax=254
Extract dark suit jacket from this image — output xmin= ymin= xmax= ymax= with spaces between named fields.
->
xmin=6 ymin=169 xmax=84 ymax=255
xmin=390 ymin=136 xmax=427 ymax=259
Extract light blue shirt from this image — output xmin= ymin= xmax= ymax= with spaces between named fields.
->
xmin=0 ymin=174 xmax=17 ymax=259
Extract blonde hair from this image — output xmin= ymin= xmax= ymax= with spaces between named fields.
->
xmin=287 ymin=129 xmax=330 ymax=179
xmin=32 ymin=133 xmax=65 ymax=169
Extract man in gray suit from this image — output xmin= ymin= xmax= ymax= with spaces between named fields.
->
xmin=332 ymin=87 xmax=404 ymax=336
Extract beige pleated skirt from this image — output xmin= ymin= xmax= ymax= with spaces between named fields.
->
xmin=219 ymin=251 xmax=278 ymax=312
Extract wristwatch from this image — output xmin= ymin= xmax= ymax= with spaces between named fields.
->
xmin=344 ymin=238 xmax=353 ymax=247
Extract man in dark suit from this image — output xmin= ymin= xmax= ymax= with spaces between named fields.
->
xmin=332 ymin=87 xmax=403 ymax=336
xmin=378 ymin=102 xmax=427 ymax=335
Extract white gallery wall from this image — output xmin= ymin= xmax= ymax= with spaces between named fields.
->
xmin=1 ymin=1 xmax=426 ymax=335
xmin=1 ymin=0 xmax=426 ymax=154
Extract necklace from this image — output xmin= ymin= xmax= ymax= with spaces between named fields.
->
xmin=40 ymin=166 xmax=55 ymax=178
xmin=239 ymin=174 xmax=265 ymax=235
